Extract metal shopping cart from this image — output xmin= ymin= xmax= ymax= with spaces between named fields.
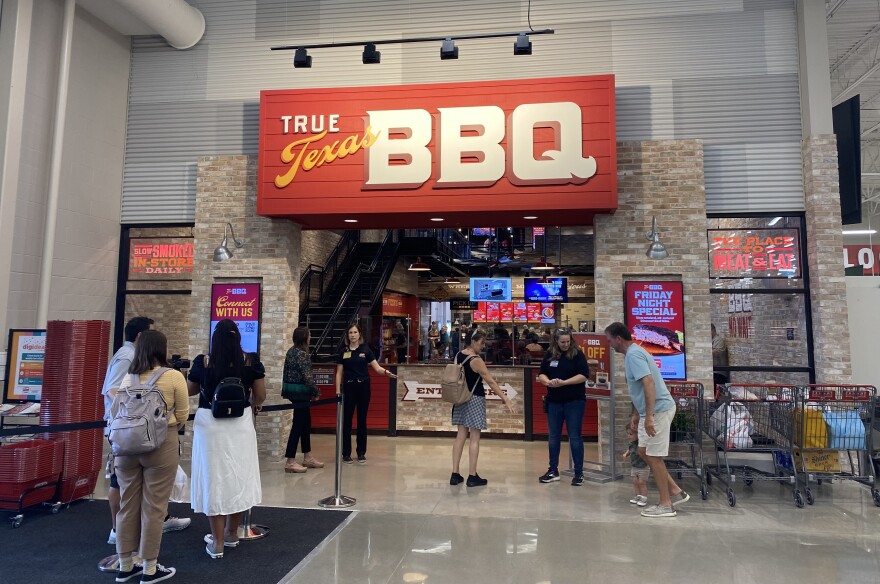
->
xmin=703 ymin=384 xmax=798 ymax=507
xmin=664 ymin=382 xmax=708 ymax=501
xmin=794 ymin=385 xmax=878 ymax=507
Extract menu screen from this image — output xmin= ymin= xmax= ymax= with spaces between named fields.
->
xmin=500 ymin=303 xmax=514 ymax=321
xmin=540 ymin=303 xmax=555 ymax=324
xmin=514 ymin=303 xmax=528 ymax=322
xmin=486 ymin=302 xmax=500 ymax=321
xmin=473 ymin=302 xmax=487 ymax=322
xmin=526 ymin=303 xmax=541 ymax=322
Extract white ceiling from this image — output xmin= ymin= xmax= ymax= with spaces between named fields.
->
xmin=828 ymin=0 xmax=880 ymax=229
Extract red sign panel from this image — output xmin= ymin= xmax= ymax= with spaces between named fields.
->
xmin=128 ymin=237 xmax=193 ymax=280
xmin=844 ymin=245 xmax=880 ymax=275
xmin=625 ymin=281 xmax=686 ymax=380
xmin=708 ymin=228 xmax=801 ymax=278
xmin=258 ymin=76 xmax=617 ymax=229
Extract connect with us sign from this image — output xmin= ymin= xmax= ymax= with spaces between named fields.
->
xmin=257 ymin=76 xmax=617 ymax=228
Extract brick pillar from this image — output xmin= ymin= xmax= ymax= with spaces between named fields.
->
xmin=594 ymin=140 xmax=713 ymax=466
xmin=803 ymin=136 xmax=852 ymax=384
xmin=190 ymin=155 xmax=301 ymax=460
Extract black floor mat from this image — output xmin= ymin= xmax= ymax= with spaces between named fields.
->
xmin=0 ymin=500 xmax=351 ymax=584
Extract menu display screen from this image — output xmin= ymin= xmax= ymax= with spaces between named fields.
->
xmin=470 ymin=278 xmax=513 ymax=302
xmin=514 ymin=303 xmax=528 ymax=322
xmin=486 ymin=302 xmax=500 ymax=321
xmin=540 ymin=303 xmax=556 ymax=324
xmin=526 ymin=303 xmax=542 ymax=322
xmin=500 ymin=303 xmax=514 ymax=321
xmin=473 ymin=302 xmax=487 ymax=322
xmin=524 ymin=277 xmax=568 ymax=302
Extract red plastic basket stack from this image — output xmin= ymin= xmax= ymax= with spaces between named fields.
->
xmin=41 ymin=320 xmax=110 ymax=503
xmin=0 ymin=439 xmax=64 ymax=510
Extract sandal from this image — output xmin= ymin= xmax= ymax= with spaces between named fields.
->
xmin=302 ymin=457 xmax=324 ymax=469
xmin=285 ymin=461 xmax=307 ymax=473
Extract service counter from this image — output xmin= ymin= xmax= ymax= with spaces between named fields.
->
xmin=308 ymin=363 xmax=599 ymax=439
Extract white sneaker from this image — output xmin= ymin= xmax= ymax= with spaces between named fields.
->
xmin=629 ymin=495 xmax=648 ymax=506
xmin=641 ymin=504 xmax=676 ymax=518
xmin=162 ymin=517 xmax=191 ymax=533
xmin=108 ymin=528 xmax=116 ymax=545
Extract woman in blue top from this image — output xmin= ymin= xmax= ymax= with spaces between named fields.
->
xmin=335 ymin=323 xmax=397 ymax=464
xmin=536 ymin=328 xmax=590 ymax=486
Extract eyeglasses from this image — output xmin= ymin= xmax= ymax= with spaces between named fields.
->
xmin=554 ymin=328 xmax=571 ymax=336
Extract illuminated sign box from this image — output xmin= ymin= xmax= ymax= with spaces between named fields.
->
xmin=128 ymin=237 xmax=194 ymax=280
xmin=708 ymin=228 xmax=800 ymax=279
xmin=524 ymin=277 xmax=568 ymax=302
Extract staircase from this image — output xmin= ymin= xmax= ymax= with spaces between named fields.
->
xmin=302 ymin=230 xmax=400 ymax=361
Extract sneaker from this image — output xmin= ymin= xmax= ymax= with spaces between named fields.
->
xmin=141 ymin=564 xmax=176 ymax=582
xmin=641 ymin=504 xmax=676 ymax=518
xmin=672 ymin=490 xmax=690 ymax=507
xmin=357 ymin=455 xmax=366 ymax=464
xmin=162 ymin=517 xmax=191 ymax=533
xmin=108 ymin=528 xmax=117 ymax=545
xmin=116 ymin=564 xmax=142 ymax=583
xmin=466 ymin=474 xmax=488 ymax=487
xmin=450 ymin=472 xmax=464 ymax=485
xmin=629 ymin=495 xmax=648 ymax=507
xmin=204 ymin=533 xmax=240 ymax=548
xmin=205 ymin=542 xmax=223 ymax=559
xmin=571 ymin=473 xmax=585 ymax=486
xmin=342 ymin=456 xmax=354 ymax=464
xmin=539 ymin=468 xmax=561 ymax=483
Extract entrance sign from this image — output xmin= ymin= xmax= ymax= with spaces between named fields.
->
xmin=624 ymin=281 xmax=686 ymax=380
xmin=258 ymin=76 xmax=617 ymax=228
xmin=210 ymin=283 xmax=262 ymax=355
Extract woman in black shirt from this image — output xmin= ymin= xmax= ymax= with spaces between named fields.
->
xmin=536 ymin=328 xmax=589 ymax=486
xmin=335 ymin=323 xmax=397 ymax=464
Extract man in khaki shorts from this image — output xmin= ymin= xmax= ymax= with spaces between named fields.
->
xmin=605 ymin=322 xmax=690 ymax=517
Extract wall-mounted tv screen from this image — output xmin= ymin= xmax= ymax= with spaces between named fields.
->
xmin=524 ymin=277 xmax=568 ymax=302
xmin=470 ymin=278 xmax=512 ymax=302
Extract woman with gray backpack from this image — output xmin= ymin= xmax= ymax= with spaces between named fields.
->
xmin=449 ymin=329 xmax=516 ymax=488
xmin=187 ymin=319 xmax=266 ymax=559
xmin=111 ymin=330 xmax=189 ymax=583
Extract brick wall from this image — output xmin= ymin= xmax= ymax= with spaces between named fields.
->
xmin=300 ymin=230 xmax=341 ymax=274
xmin=594 ymin=140 xmax=713 ymax=466
xmin=190 ymin=155 xmax=302 ymax=460
xmin=395 ymin=365 xmax=525 ymax=434
xmin=803 ymin=136 xmax=852 ymax=384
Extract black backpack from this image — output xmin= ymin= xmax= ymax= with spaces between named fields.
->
xmin=205 ymin=377 xmax=249 ymax=419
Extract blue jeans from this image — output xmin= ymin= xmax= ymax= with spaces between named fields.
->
xmin=547 ymin=399 xmax=586 ymax=474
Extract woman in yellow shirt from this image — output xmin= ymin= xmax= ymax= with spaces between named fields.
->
xmin=113 ymin=330 xmax=189 ymax=583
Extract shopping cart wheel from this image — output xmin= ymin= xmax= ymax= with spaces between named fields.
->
xmin=10 ymin=515 xmax=23 ymax=528
xmin=744 ymin=478 xmax=753 ymax=487
xmin=805 ymin=489 xmax=814 ymax=506
xmin=700 ymin=484 xmax=708 ymax=500
xmin=794 ymin=490 xmax=804 ymax=508
xmin=50 ymin=503 xmax=62 ymax=514
xmin=871 ymin=489 xmax=880 ymax=507
xmin=726 ymin=488 xmax=736 ymax=507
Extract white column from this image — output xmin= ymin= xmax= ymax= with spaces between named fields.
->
xmin=797 ymin=0 xmax=834 ymax=135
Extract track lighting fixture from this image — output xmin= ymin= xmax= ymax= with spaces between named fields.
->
xmin=293 ymin=47 xmax=311 ymax=68
xmin=362 ymin=43 xmax=381 ymax=64
xmin=440 ymin=37 xmax=459 ymax=60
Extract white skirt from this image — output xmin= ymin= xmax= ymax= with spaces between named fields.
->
xmin=191 ymin=407 xmax=262 ymax=516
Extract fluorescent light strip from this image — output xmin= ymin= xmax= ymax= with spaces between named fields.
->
xmin=842 ymin=230 xmax=877 ymax=235
xmin=768 ymin=217 xmax=783 ymax=226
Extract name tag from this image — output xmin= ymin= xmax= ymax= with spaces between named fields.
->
xmin=359 ymin=353 xmax=366 ymax=358
xmin=343 ymin=351 xmax=352 ymax=360
xmin=550 ymin=360 xmax=559 ymax=368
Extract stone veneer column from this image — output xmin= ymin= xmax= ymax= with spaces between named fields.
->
xmin=189 ymin=155 xmax=301 ymax=460
xmin=593 ymin=140 xmax=713 ymax=466
xmin=803 ymin=136 xmax=852 ymax=384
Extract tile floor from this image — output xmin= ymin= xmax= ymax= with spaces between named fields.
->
xmin=96 ymin=435 xmax=880 ymax=584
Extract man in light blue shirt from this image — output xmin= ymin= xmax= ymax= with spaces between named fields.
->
xmin=606 ymin=322 xmax=689 ymax=518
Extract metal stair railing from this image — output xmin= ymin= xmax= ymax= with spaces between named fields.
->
xmin=299 ymin=230 xmax=360 ymax=316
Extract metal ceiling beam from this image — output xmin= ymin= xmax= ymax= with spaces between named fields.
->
xmin=833 ymin=60 xmax=880 ymax=105
xmin=830 ymin=23 xmax=880 ymax=73
xmin=827 ymin=0 xmax=849 ymax=20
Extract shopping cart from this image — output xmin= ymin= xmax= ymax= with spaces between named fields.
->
xmin=794 ymin=384 xmax=878 ymax=507
xmin=664 ymin=382 xmax=707 ymax=501
xmin=703 ymin=384 xmax=798 ymax=507
xmin=0 ymin=439 xmax=64 ymax=527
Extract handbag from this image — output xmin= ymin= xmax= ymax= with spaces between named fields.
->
xmin=282 ymin=382 xmax=313 ymax=401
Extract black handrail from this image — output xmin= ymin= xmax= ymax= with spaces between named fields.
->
xmin=299 ymin=231 xmax=359 ymax=316
xmin=311 ymin=230 xmax=396 ymax=359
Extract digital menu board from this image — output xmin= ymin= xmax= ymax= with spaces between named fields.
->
xmin=624 ymin=281 xmax=686 ymax=379
xmin=470 ymin=278 xmax=513 ymax=302
xmin=486 ymin=302 xmax=500 ymax=321
xmin=500 ymin=303 xmax=514 ymax=321
xmin=540 ymin=303 xmax=556 ymax=324
xmin=514 ymin=303 xmax=528 ymax=322
xmin=473 ymin=302 xmax=487 ymax=323
xmin=526 ymin=303 xmax=542 ymax=322
xmin=524 ymin=277 xmax=568 ymax=302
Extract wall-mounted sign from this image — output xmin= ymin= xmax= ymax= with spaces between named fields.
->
xmin=624 ymin=281 xmax=686 ymax=380
xmin=402 ymin=380 xmax=518 ymax=402
xmin=420 ymin=276 xmax=593 ymax=300
xmin=843 ymin=245 xmax=880 ymax=275
xmin=708 ymin=228 xmax=800 ymax=278
xmin=210 ymin=283 xmax=262 ymax=355
xmin=258 ymin=76 xmax=617 ymax=228
xmin=524 ymin=277 xmax=568 ymax=302
xmin=4 ymin=329 xmax=46 ymax=403
xmin=450 ymin=299 xmax=478 ymax=311
xmin=128 ymin=237 xmax=194 ymax=280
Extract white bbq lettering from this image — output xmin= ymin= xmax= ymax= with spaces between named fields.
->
xmin=365 ymin=109 xmax=433 ymax=188
xmin=436 ymin=106 xmax=505 ymax=187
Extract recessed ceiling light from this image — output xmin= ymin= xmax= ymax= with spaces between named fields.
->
xmin=523 ymin=216 xmax=538 ymax=220
xmin=344 ymin=219 xmax=358 ymax=223
xmin=430 ymin=217 xmax=444 ymax=222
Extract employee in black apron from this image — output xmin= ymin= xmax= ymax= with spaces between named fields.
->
xmin=336 ymin=323 xmax=397 ymax=464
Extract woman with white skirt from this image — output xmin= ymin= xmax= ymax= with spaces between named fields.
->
xmin=187 ymin=319 xmax=266 ymax=559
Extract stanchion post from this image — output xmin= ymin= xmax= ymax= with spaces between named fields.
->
xmin=319 ymin=394 xmax=355 ymax=508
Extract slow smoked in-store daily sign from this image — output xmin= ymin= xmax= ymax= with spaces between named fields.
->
xmin=624 ymin=282 xmax=686 ymax=380
xmin=257 ymin=76 xmax=617 ymax=228
xmin=128 ymin=238 xmax=194 ymax=280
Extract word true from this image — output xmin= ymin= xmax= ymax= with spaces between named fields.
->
xmin=274 ymin=102 xmax=598 ymax=190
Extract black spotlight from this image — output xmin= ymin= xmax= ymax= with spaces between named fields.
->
xmin=362 ymin=43 xmax=381 ymax=64
xmin=440 ymin=37 xmax=458 ymax=60
xmin=514 ymin=33 xmax=532 ymax=55
xmin=294 ymin=47 xmax=312 ymax=68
